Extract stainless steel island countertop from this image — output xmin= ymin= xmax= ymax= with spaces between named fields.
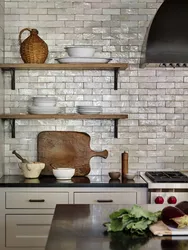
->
xmin=45 ymin=204 xmax=188 ymax=250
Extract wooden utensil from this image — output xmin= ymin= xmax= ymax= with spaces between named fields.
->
xmin=37 ymin=131 xmax=108 ymax=176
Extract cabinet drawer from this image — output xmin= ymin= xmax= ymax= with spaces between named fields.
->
xmin=6 ymin=214 xmax=53 ymax=247
xmin=6 ymin=192 xmax=69 ymax=208
xmin=74 ymin=192 xmax=137 ymax=204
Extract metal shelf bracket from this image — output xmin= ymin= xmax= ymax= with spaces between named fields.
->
xmin=9 ymin=119 xmax=16 ymax=138
xmin=2 ymin=68 xmax=15 ymax=90
xmin=114 ymin=68 xmax=120 ymax=90
xmin=114 ymin=119 xmax=119 ymax=138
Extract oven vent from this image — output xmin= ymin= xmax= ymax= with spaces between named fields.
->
xmin=140 ymin=0 xmax=188 ymax=67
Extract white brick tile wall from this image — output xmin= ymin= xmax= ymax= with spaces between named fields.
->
xmin=3 ymin=0 xmax=188 ymax=175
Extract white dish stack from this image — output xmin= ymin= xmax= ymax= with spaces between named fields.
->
xmin=55 ymin=46 xmax=112 ymax=64
xmin=28 ymin=97 xmax=60 ymax=114
xmin=76 ymin=106 xmax=102 ymax=114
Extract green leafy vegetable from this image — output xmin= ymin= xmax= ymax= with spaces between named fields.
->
xmin=104 ymin=205 xmax=161 ymax=235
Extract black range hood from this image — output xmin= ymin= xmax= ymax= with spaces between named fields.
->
xmin=141 ymin=0 xmax=188 ymax=68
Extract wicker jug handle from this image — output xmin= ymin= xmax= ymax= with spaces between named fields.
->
xmin=19 ymin=28 xmax=32 ymax=45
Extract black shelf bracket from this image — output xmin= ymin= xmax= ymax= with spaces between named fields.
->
xmin=114 ymin=67 xmax=120 ymax=90
xmin=114 ymin=119 xmax=119 ymax=138
xmin=10 ymin=119 xmax=15 ymax=138
xmin=2 ymin=68 xmax=15 ymax=90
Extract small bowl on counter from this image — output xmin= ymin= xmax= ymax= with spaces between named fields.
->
xmin=52 ymin=168 xmax=75 ymax=180
xmin=124 ymin=171 xmax=137 ymax=180
xmin=108 ymin=171 xmax=121 ymax=180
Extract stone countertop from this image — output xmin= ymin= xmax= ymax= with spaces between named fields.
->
xmin=0 ymin=175 xmax=147 ymax=187
xmin=45 ymin=204 xmax=188 ymax=250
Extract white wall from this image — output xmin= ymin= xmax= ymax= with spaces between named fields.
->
xmin=0 ymin=0 xmax=4 ymax=177
xmin=4 ymin=0 xmax=188 ymax=175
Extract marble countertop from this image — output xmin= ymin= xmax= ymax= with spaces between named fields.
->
xmin=45 ymin=204 xmax=188 ymax=250
xmin=0 ymin=175 xmax=147 ymax=187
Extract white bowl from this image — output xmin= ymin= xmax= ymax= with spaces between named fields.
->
xmin=125 ymin=172 xmax=137 ymax=180
xmin=65 ymin=46 xmax=95 ymax=58
xmin=52 ymin=168 xmax=75 ymax=180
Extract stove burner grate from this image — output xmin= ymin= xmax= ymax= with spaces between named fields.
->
xmin=145 ymin=171 xmax=188 ymax=183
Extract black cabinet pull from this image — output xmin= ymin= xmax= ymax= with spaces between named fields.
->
xmin=29 ymin=199 xmax=45 ymax=202
xmin=96 ymin=199 xmax=113 ymax=203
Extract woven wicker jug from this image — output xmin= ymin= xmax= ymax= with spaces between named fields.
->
xmin=19 ymin=28 xmax=48 ymax=63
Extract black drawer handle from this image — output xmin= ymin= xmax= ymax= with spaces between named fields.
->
xmin=97 ymin=199 xmax=113 ymax=203
xmin=29 ymin=199 xmax=45 ymax=202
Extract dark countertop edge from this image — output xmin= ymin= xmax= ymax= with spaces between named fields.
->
xmin=0 ymin=183 xmax=148 ymax=188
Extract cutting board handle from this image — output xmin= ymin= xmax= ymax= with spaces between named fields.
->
xmin=90 ymin=150 xmax=108 ymax=159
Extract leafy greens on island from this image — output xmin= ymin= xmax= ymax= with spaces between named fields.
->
xmin=103 ymin=205 xmax=161 ymax=235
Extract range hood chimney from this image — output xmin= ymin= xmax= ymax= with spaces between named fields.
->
xmin=141 ymin=0 xmax=188 ymax=68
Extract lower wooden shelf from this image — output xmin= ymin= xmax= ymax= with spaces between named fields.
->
xmin=0 ymin=113 xmax=128 ymax=138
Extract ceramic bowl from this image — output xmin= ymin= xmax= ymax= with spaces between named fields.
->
xmin=52 ymin=168 xmax=75 ymax=180
xmin=108 ymin=171 xmax=121 ymax=180
xmin=65 ymin=46 xmax=95 ymax=58
xmin=125 ymin=172 xmax=137 ymax=180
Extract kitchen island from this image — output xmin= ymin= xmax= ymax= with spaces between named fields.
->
xmin=45 ymin=204 xmax=188 ymax=250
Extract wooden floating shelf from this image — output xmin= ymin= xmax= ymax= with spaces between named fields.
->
xmin=0 ymin=63 xmax=129 ymax=70
xmin=0 ymin=63 xmax=129 ymax=90
xmin=0 ymin=114 xmax=128 ymax=119
xmin=0 ymin=113 xmax=128 ymax=139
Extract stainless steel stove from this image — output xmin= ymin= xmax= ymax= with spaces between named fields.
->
xmin=145 ymin=171 xmax=188 ymax=183
xmin=140 ymin=171 xmax=188 ymax=205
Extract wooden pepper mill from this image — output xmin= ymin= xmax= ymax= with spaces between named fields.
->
xmin=19 ymin=28 xmax=48 ymax=63
xmin=121 ymin=151 xmax=128 ymax=178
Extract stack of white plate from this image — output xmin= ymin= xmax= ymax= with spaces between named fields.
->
xmin=28 ymin=106 xmax=60 ymax=114
xmin=28 ymin=97 xmax=60 ymax=114
xmin=33 ymin=97 xmax=56 ymax=107
xmin=76 ymin=106 xmax=102 ymax=114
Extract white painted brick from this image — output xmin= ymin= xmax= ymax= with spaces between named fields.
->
xmin=3 ymin=0 xmax=188 ymax=175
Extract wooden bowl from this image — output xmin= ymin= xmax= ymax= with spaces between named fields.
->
xmin=108 ymin=171 xmax=121 ymax=180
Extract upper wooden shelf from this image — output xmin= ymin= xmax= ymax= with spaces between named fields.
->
xmin=0 ymin=63 xmax=129 ymax=90
xmin=0 ymin=63 xmax=129 ymax=70
xmin=0 ymin=113 xmax=128 ymax=119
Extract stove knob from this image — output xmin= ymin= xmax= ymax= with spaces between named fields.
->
xmin=167 ymin=196 xmax=177 ymax=204
xmin=155 ymin=196 xmax=164 ymax=204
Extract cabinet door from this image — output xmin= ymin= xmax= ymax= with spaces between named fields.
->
xmin=6 ymin=214 xmax=53 ymax=247
xmin=74 ymin=192 xmax=137 ymax=204
xmin=6 ymin=192 xmax=69 ymax=208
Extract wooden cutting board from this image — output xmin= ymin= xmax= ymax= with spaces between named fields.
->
xmin=150 ymin=221 xmax=188 ymax=236
xmin=37 ymin=131 xmax=108 ymax=176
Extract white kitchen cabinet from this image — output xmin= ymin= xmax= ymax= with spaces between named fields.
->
xmin=74 ymin=192 xmax=137 ymax=204
xmin=0 ymin=186 xmax=147 ymax=250
xmin=6 ymin=214 xmax=53 ymax=248
xmin=6 ymin=191 xmax=69 ymax=209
